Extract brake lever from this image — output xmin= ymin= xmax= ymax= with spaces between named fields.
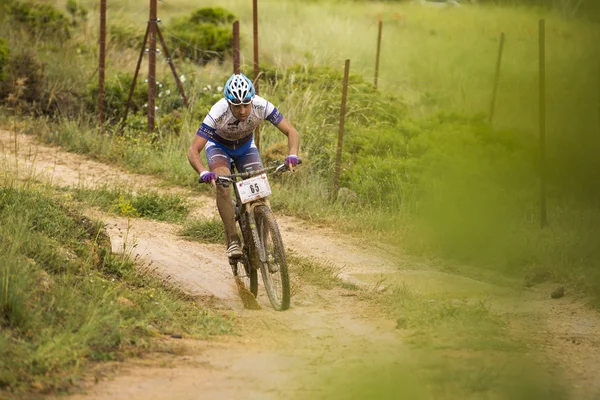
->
xmin=215 ymin=176 xmax=232 ymax=188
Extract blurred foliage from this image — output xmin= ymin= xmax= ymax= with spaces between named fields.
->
xmin=0 ymin=50 xmax=46 ymax=114
xmin=65 ymin=0 xmax=88 ymax=26
xmin=167 ymin=7 xmax=235 ymax=64
xmin=108 ymin=24 xmax=144 ymax=50
xmin=3 ymin=0 xmax=70 ymax=40
xmin=0 ymin=38 xmax=7 ymax=82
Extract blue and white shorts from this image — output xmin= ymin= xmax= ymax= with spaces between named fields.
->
xmin=205 ymin=139 xmax=263 ymax=173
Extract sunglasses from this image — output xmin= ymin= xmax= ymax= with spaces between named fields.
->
xmin=228 ymin=98 xmax=253 ymax=105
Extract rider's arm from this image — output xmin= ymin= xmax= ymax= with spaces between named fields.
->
xmin=187 ymin=134 xmax=209 ymax=175
xmin=188 ymin=135 xmax=216 ymax=187
xmin=275 ymin=117 xmax=299 ymax=158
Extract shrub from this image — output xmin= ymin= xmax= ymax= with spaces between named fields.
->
xmin=66 ymin=0 xmax=88 ymax=26
xmin=86 ymin=73 xmax=147 ymax=123
xmin=86 ymin=73 xmax=188 ymax=129
xmin=188 ymin=7 xmax=235 ymax=25
xmin=0 ymin=50 xmax=45 ymax=113
xmin=167 ymin=7 xmax=235 ymax=64
xmin=7 ymin=1 xmax=70 ymax=40
xmin=0 ymin=38 xmax=8 ymax=82
xmin=109 ymin=24 xmax=144 ymax=50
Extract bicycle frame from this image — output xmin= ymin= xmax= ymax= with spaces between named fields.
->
xmin=215 ymin=160 xmax=298 ymax=310
xmin=216 ymin=163 xmax=288 ymax=266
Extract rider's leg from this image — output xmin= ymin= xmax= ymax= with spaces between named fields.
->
xmin=213 ymin=165 xmax=239 ymax=245
xmin=205 ymin=142 xmax=241 ymax=254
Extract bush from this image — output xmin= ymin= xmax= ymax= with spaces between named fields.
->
xmin=109 ymin=24 xmax=144 ymax=50
xmin=0 ymin=50 xmax=45 ymax=113
xmin=86 ymin=73 xmax=188 ymax=130
xmin=66 ymin=0 xmax=88 ymax=26
xmin=7 ymin=1 xmax=70 ymax=40
xmin=0 ymin=38 xmax=8 ymax=82
xmin=86 ymin=73 xmax=147 ymax=123
xmin=188 ymin=7 xmax=236 ymax=25
xmin=167 ymin=7 xmax=235 ymax=64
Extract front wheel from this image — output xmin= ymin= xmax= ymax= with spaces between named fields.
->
xmin=254 ymin=205 xmax=290 ymax=311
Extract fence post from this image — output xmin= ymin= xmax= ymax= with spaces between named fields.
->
xmin=253 ymin=0 xmax=260 ymax=95
xmin=98 ymin=0 xmax=106 ymax=128
xmin=539 ymin=19 xmax=547 ymax=228
xmin=253 ymin=0 xmax=261 ymax=150
xmin=374 ymin=16 xmax=383 ymax=89
xmin=488 ymin=32 xmax=505 ymax=124
xmin=233 ymin=21 xmax=240 ymax=74
xmin=333 ymin=59 xmax=351 ymax=200
xmin=147 ymin=0 xmax=157 ymax=134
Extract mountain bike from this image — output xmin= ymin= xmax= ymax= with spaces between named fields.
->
xmin=215 ymin=160 xmax=300 ymax=311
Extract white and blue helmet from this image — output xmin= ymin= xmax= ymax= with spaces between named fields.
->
xmin=224 ymin=73 xmax=255 ymax=105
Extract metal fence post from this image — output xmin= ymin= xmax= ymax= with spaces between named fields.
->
xmin=334 ymin=59 xmax=351 ymax=200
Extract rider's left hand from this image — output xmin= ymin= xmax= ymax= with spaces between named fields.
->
xmin=285 ymin=155 xmax=299 ymax=173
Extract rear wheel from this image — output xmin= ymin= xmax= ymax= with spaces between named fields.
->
xmin=255 ymin=205 xmax=290 ymax=311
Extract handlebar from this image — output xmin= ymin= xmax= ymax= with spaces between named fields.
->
xmin=215 ymin=159 xmax=302 ymax=187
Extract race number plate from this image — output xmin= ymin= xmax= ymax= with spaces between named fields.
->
xmin=237 ymin=173 xmax=272 ymax=204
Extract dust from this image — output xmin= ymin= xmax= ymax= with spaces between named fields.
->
xmin=233 ymin=277 xmax=261 ymax=310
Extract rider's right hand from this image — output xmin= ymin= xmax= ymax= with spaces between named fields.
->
xmin=199 ymin=171 xmax=217 ymax=184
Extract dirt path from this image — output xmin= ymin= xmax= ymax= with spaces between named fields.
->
xmin=2 ymin=130 xmax=600 ymax=399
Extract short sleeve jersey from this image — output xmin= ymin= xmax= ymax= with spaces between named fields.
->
xmin=196 ymin=96 xmax=284 ymax=149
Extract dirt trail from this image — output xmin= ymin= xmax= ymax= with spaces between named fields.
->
xmin=2 ymin=130 xmax=600 ymax=399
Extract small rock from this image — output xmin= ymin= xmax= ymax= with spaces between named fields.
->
xmin=170 ymin=333 xmax=183 ymax=339
xmin=551 ymin=286 xmax=565 ymax=299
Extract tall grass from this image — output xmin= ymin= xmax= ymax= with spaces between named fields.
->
xmin=0 ymin=176 xmax=232 ymax=394
xmin=3 ymin=0 xmax=600 ymax=298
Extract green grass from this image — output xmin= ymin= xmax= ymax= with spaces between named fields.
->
xmin=180 ymin=217 xmax=226 ymax=244
xmin=2 ymin=0 xmax=600 ymax=300
xmin=288 ymin=258 xmax=567 ymax=400
xmin=0 ymin=178 xmax=232 ymax=395
xmin=71 ymin=185 xmax=189 ymax=222
xmin=287 ymin=253 xmax=357 ymax=290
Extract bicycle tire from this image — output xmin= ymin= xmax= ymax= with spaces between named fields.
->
xmin=254 ymin=205 xmax=290 ymax=311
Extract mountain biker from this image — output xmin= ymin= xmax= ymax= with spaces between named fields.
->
xmin=187 ymin=73 xmax=300 ymax=259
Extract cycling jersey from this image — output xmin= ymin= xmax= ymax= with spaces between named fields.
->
xmin=196 ymin=96 xmax=284 ymax=150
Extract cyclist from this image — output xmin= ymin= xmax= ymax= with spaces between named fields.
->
xmin=187 ymin=73 xmax=300 ymax=259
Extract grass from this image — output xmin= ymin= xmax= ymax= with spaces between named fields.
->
xmin=366 ymin=283 xmax=566 ymax=399
xmin=288 ymin=253 xmax=359 ymax=291
xmin=0 ymin=177 xmax=232 ymax=395
xmin=71 ymin=185 xmax=189 ymax=222
xmin=180 ymin=217 xmax=226 ymax=244
xmin=288 ymin=257 xmax=567 ymax=400
xmin=1 ymin=0 xmax=598 ymax=305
